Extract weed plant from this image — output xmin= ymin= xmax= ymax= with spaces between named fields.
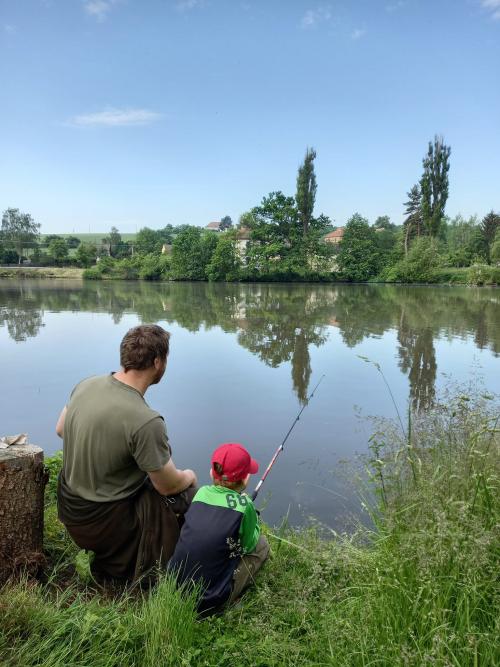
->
xmin=0 ymin=391 xmax=498 ymax=666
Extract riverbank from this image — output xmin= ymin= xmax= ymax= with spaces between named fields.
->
xmin=0 ymin=267 xmax=84 ymax=279
xmin=1 ymin=261 xmax=499 ymax=285
xmin=1 ymin=392 xmax=498 ymax=666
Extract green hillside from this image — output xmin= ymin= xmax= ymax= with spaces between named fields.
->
xmin=41 ymin=233 xmax=137 ymax=243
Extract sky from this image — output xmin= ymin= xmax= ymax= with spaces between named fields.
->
xmin=1 ymin=0 xmax=499 ymax=233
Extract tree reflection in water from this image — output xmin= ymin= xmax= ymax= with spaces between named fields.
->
xmin=1 ymin=280 xmax=498 ymax=409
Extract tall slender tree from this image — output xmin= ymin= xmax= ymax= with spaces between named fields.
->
xmin=420 ymin=135 xmax=451 ymax=237
xmin=295 ymin=147 xmax=317 ymax=236
xmin=403 ymin=184 xmax=422 ymax=255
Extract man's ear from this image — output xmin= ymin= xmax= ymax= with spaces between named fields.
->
xmin=209 ymin=468 xmax=214 ymax=480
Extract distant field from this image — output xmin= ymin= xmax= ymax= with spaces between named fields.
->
xmin=41 ymin=233 xmax=137 ymax=243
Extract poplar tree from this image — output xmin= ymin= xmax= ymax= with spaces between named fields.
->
xmin=420 ymin=136 xmax=451 ymax=237
xmin=403 ymin=184 xmax=422 ymax=255
xmin=296 ymin=147 xmax=317 ymax=236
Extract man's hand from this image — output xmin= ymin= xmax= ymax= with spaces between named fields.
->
xmin=148 ymin=459 xmax=198 ymax=496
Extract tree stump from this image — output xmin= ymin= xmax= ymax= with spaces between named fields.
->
xmin=0 ymin=444 xmax=48 ymax=585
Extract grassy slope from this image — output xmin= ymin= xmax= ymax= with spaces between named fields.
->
xmin=0 ymin=267 xmax=84 ymax=278
xmin=0 ymin=394 xmax=499 ymax=666
xmin=41 ymin=233 xmax=137 ymax=244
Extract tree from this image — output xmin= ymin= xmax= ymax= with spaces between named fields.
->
xmin=445 ymin=215 xmax=485 ymax=267
xmin=403 ymin=184 xmax=423 ymax=255
xmin=296 ymin=147 xmax=317 ymax=236
xmin=246 ymin=192 xmax=302 ymax=276
xmin=219 ymin=215 xmax=233 ymax=231
xmin=480 ymin=211 xmax=500 ymax=260
xmin=47 ymin=238 xmax=69 ymax=265
xmin=66 ymin=235 xmax=81 ymax=248
xmin=44 ymin=234 xmax=64 ymax=244
xmin=0 ymin=240 xmax=18 ymax=264
xmin=337 ymin=213 xmax=380 ymax=281
xmin=420 ymin=136 xmax=451 ymax=237
xmin=373 ymin=215 xmax=394 ymax=231
xmin=170 ymin=227 xmax=216 ymax=280
xmin=490 ymin=229 xmax=500 ymax=265
xmin=206 ymin=233 xmax=241 ymax=281
xmin=76 ymin=242 xmax=97 ymax=268
xmin=135 ymin=227 xmax=161 ymax=255
xmin=1 ymin=208 xmax=41 ymax=264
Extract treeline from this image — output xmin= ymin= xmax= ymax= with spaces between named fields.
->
xmin=2 ymin=138 xmax=499 ymax=284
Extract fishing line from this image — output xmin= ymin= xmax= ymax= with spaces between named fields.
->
xmin=251 ymin=374 xmax=326 ymax=501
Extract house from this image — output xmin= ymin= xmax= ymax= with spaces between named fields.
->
xmin=324 ymin=227 xmax=345 ymax=244
xmin=206 ymin=221 xmax=222 ymax=231
xmin=161 ymin=244 xmax=172 ymax=255
xmin=235 ymin=226 xmax=251 ymax=258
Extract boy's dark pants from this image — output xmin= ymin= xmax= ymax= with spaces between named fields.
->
xmin=228 ymin=535 xmax=270 ymax=603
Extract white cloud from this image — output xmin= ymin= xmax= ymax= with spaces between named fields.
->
xmin=4 ymin=23 xmax=16 ymax=34
xmin=482 ymin=0 xmax=500 ymax=20
xmin=83 ymin=0 xmax=120 ymax=22
xmin=301 ymin=6 xmax=332 ymax=29
xmin=175 ymin=0 xmax=204 ymax=11
xmin=386 ymin=1 xmax=407 ymax=12
xmin=69 ymin=108 xmax=163 ymax=127
xmin=351 ymin=28 xmax=366 ymax=40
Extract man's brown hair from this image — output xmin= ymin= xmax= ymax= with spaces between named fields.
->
xmin=120 ymin=324 xmax=170 ymax=371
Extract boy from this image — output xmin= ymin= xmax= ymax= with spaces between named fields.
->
xmin=168 ymin=442 xmax=270 ymax=614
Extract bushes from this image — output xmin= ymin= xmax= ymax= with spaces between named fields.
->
xmin=138 ymin=254 xmax=170 ymax=281
xmin=206 ymin=234 xmax=242 ymax=281
xmin=385 ymin=237 xmax=440 ymax=283
xmin=467 ymin=263 xmax=500 ymax=286
xmin=83 ymin=256 xmax=140 ymax=280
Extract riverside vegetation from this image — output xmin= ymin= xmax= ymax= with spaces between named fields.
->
xmin=0 ymin=389 xmax=498 ymax=666
xmin=2 ymin=138 xmax=500 ymax=286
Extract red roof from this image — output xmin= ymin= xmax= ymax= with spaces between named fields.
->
xmin=324 ymin=227 xmax=345 ymax=239
xmin=206 ymin=221 xmax=221 ymax=229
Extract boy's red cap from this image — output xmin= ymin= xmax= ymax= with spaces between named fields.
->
xmin=211 ymin=443 xmax=259 ymax=482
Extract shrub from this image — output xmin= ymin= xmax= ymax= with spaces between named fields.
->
xmin=386 ymin=237 xmax=440 ymax=283
xmin=138 ymin=254 xmax=170 ymax=280
xmin=467 ymin=263 xmax=500 ymax=286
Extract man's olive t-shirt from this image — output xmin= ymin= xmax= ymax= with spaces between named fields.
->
xmin=62 ymin=374 xmax=171 ymax=502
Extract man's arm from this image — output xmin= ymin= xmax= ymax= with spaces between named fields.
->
xmin=56 ymin=406 xmax=67 ymax=438
xmin=148 ymin=459 xmax=197 ymax=496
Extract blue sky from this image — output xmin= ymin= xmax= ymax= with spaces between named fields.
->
xmin=1 ymin=0 xmax=499 ymax=233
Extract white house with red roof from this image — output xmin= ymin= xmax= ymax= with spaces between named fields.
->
xmin=206 ymin=221 xmax=222 ymax=231
xmin=324 ymin=227 xmax=345 ymax=244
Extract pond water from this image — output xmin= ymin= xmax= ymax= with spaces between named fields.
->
xmin=1 ymin=279 xmax=499 ymax=529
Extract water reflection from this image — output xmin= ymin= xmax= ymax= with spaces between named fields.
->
xmin=1 ymin=280 xmax=499 ymax=409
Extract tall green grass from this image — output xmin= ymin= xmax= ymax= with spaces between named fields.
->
xmin=1 ymin=391 xmax=498 ymax=666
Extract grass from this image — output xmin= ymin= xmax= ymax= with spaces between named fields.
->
xmin=1 ymin=391 xmax=499 ymax=666
xmin=0 ymin=267 xmax=84 ymax=279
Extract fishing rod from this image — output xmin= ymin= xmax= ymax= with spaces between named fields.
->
xmin=251 ymin=374 xmax=326 ymax=501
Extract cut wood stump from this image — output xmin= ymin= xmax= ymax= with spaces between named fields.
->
xmin=0 ymin=444 xmax=48 ymax=585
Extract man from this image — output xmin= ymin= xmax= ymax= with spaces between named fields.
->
xmin=56 ymin=324 xmax=197 ymax=584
